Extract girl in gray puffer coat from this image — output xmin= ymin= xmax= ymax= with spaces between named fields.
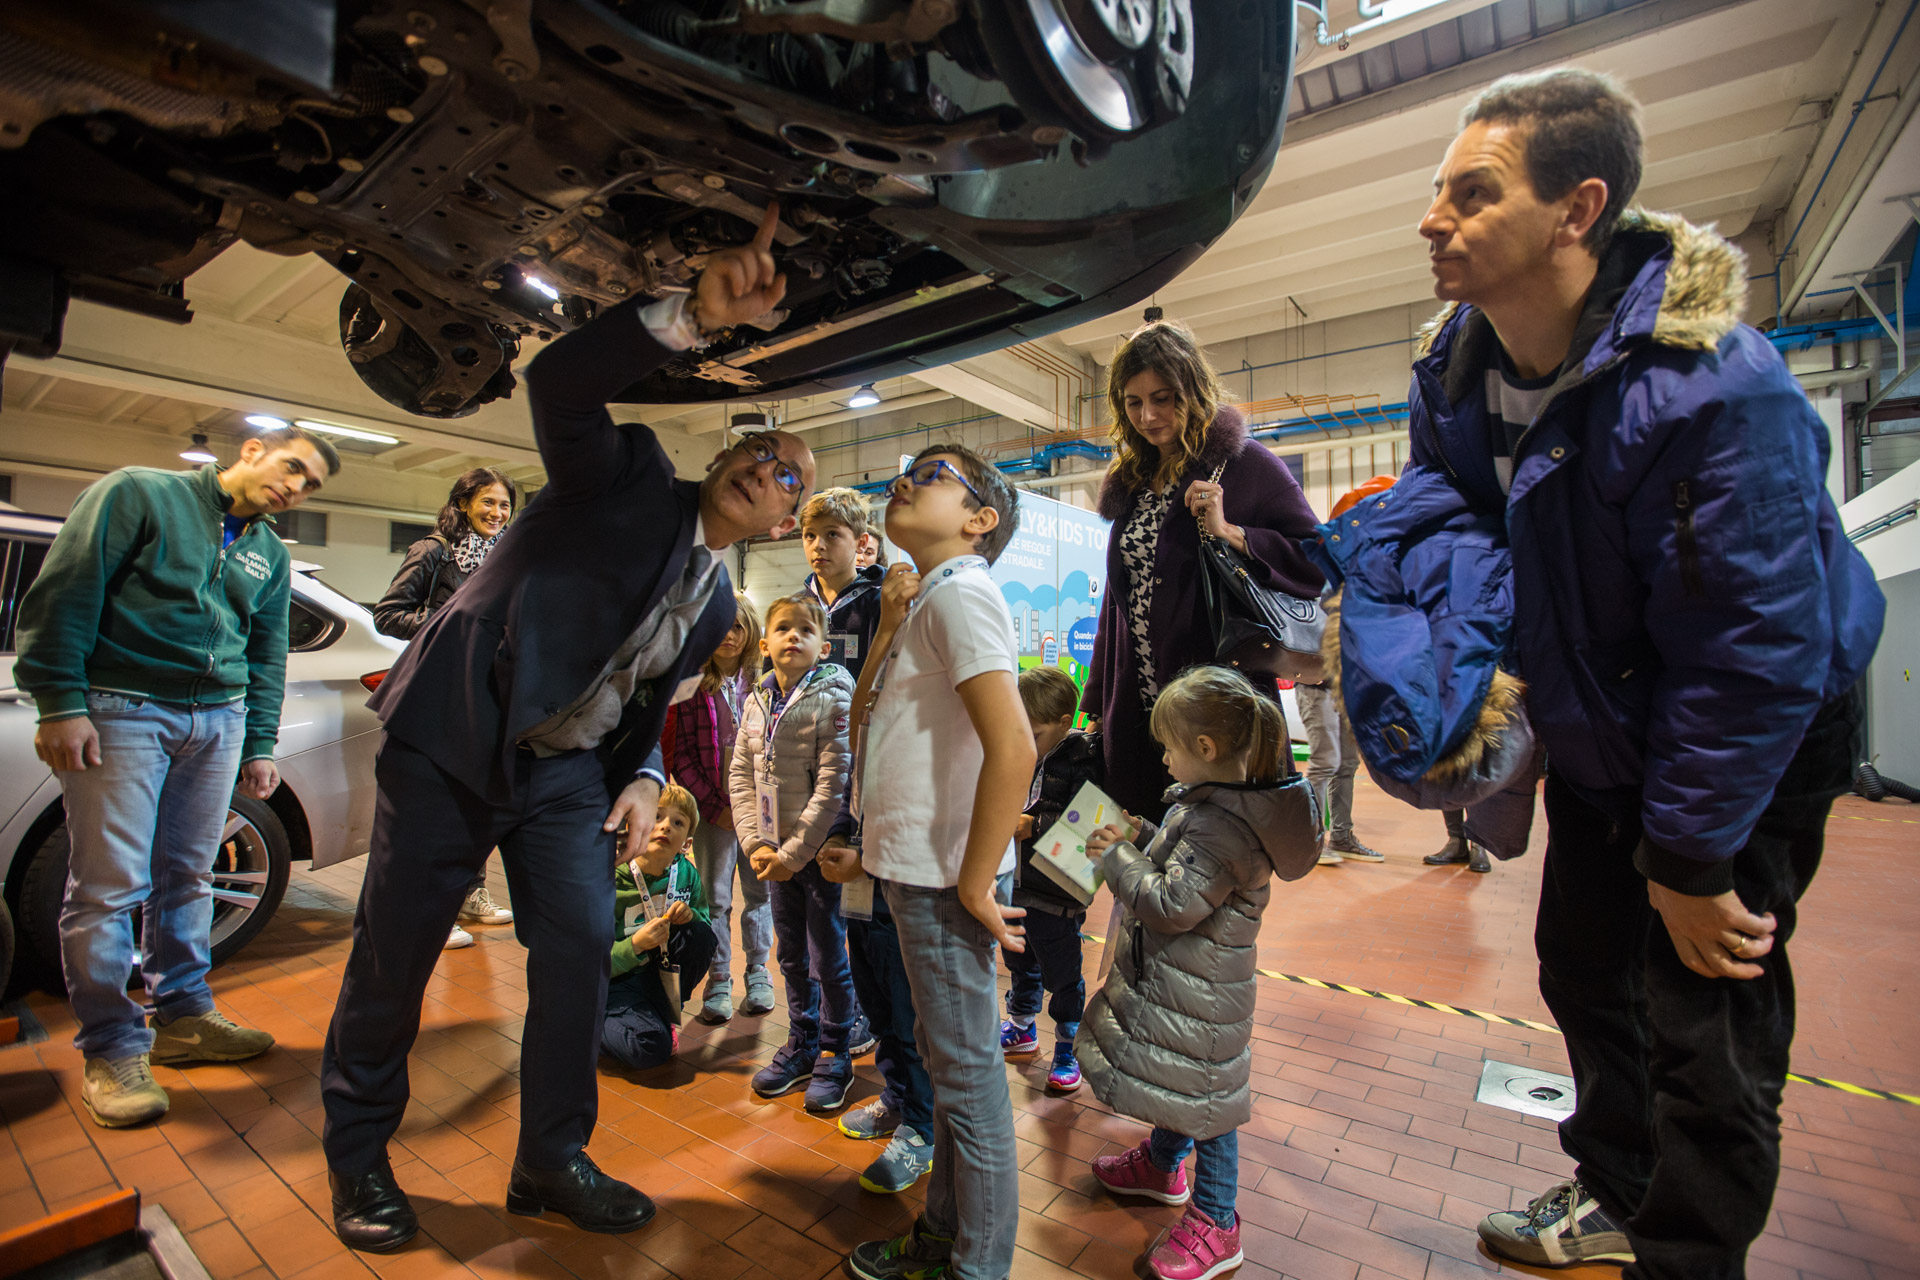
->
xmin=1077 ymin=666 xmax=1321 ymax=1280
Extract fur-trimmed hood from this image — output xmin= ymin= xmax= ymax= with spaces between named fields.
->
xmin=1096 ymin=404 xmax=1248 ymax=521
xmin=1415 ymin=206 xmax=1747 ymax=360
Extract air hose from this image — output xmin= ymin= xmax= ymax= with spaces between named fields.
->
xmin=1853 ymin=762 xmax=1920 ymax=803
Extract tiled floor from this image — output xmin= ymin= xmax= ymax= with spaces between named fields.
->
xmin=3 ymin=781 xmax=1917 ymax=1280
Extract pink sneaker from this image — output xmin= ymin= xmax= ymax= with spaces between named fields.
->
xmin=1091 ymin=1140 xmax=1191 ymax=1205
xmin=1147 ymin=1206 xmax=1243 ymax=1280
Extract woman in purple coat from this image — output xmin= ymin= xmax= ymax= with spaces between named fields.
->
xmin=1083 ymin=321 xmax=1325 ymax=820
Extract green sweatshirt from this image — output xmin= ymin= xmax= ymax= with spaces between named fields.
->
xmin=611 ymin=853 xmax=709 ymax=977
xmin=14 ymin=464 xmax=292 ymax=763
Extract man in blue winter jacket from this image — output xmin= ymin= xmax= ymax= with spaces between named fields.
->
xmin=1403 ymin=70 xmax=1882 ymax=1275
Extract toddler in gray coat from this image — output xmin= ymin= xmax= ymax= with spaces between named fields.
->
xmin=1078 ymin=666 xmax=1321 ymax=1280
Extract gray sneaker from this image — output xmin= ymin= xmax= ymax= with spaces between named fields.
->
xmin=1328 ymin=836 xmax=1385 ymax=863
xmin=82 ymin=1054 xmax=168 ymax=1128
xmin=697 ymin=979 xmax=733 ymax=1025
xmin=1316 ymin=845 xmax=1344 ymax=865
xmin=150 ymin=1010 xmax=275 ymax=1064
xmin=859 ymin=1127 xmax=933 ymax=1194
xmin=459 ymin=885 xmax=513 ymax=924
xmin=739 ymin=964 xmax=776 ymax=1017
xmin=839 ymin=1096 xmax=903 ymax=1141
xmin=1480 ymin=1178 xmax=1635 ymax=1267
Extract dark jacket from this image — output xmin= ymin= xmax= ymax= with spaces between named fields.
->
xmin=1015 ymin=730 xmax=1105 ymax=915
xmin=1083 ymin=406 xmax=1323 ymax=816
xmin=1077 ymin=775 xmax=1320 ymax=1140
xmin=806 ymin=563 xmax=885 ymax=679
xmin=372 ymin=533 xmax=462 ymax=640
xmin=1404 ymin=208 xmax=1882 ymax=894
xmin=367 ymin=299 xmax=738 ymax=802
xmin=15 ymin=463 xmax=291 ymax=763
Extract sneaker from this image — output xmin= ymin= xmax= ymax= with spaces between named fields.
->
xmin=839 ymin=1096 xmax=903 ymax=1141
xmin=846 ymin=1015 xmax=878 ymax=1058
xmin=444 ymin=925 xmax=474 ymax=950
xmin=739 ymin=964 xmax=776 ymax=1016
xmin=1424 ymin=837 xmax=1469 ymax=865
xmin=1047 ymin=1044 xmax=1082 ymax=1093
xmin=1316 ymin=846 xmax=1343 ymax=865
xmin=459 ymin=885 xmax=513 ymax=924
xmin=805 ymin=1052 xmax=854 ymax=1114
xmin=1092 ymin=1139 xmax=1191 ymax=1206
xmin=846 ymin=1216 xmax=953 ymax=1280
xmin=81 ymin=1054 xmax=168 ymax=1128
xmin=1146 ymin=1206 xmax=1243 ymax=1280
xmin=859 ymin=1127 xmax=933 ymax=1194
xmin=1000 ymin=1019 xmax=1039 ymax=1056
xmin=1328 ymin=837 xmax=1385 ymax=862
xmin=1469 ymin=842 xmax=1492 ymax=874
xmin=1479 ymin=1178 xmax=1635 ymax=1267
xmin=751 ymin=1039 xmax=815 ymax=1098
xmin=150 ymin=1010 xmax=274 ymax=1064
xmin=697 ymin=980 xmax=733 ymax=1025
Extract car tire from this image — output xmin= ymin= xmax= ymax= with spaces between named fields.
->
xmin=0 ymin=897 xmax=15 ymax=1003
xmin=15 ymin=792 xmax=293 ymax=993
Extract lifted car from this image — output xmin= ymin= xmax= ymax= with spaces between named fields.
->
xmin=0 ymin=0 xmax=1288 ymax=417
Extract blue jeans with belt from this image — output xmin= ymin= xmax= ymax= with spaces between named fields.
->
xmin=55 ymin=692 xmax=245 ymax=1060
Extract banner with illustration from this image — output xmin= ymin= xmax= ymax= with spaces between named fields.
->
xmin=989 ymin=490 xmax=1110 ymax=694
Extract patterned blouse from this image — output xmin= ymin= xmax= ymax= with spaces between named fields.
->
xmin=1120 ymin=485 xmax=1173 ymax=708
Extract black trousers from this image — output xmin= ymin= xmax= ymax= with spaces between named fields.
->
xmin=602 ymin=920 xmax=718 ymax=1071
xmin=1537 ymin=685 xmax=1861 ymax=1280
xmin=1004 ymin=905 xmax=1086 ymax=1038
xmin=322 ymin=736 xmax=618 ymax=1173
xmin=847 ymin=897 xmax=934 ymax=1140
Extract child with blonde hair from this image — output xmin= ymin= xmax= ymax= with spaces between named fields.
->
xmin=1078 ymin=665 xmax=1321 ymax=1280
xmin=602 ymin=783 xmax=715 ymax=1070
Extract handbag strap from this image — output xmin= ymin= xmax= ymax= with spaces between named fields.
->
xmin=1195 ymin=461 xmax=1228 ymax=543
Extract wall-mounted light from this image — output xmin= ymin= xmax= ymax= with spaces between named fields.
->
xmin=292 ymin=418 xmax=400 ymax=445
xmin=180 ymin=433 xmax=218 ymax=464
xmin=847 ymin=384 xmax=880 ymax=408
xmin=245 ymin=414 xmax=290 ymax=431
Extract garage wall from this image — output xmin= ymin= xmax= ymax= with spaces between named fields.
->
xmin=2 ymin=471 xmax=92 ymax=517
xmin=286 ymin=511 xmax=410 ymax=607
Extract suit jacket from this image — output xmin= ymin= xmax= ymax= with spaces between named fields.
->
xmin=368 ymin=299 xmax=738 ymax=802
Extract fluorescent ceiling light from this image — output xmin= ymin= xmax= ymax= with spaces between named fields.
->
xmin=293 ymin=418 xmax=400 ymax=445
xmin=180 ymin=433 xmax=218 ymax=464
xmin=245 ymin=414 xmax=290 ymax=431
xmin=847 ymin=383 xmax=880 ymax=408
xmin=527 ymin=276 xmax=561 ymax=300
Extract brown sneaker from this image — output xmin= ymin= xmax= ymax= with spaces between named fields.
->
xmin=82 ymin=1054 xmax=169 ymax=1128
xmin=151 ymin=1010 xmax=275 ymax=1064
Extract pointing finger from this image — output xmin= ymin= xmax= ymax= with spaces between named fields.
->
xmin=751 ymin=202 xmax=781 ymax=255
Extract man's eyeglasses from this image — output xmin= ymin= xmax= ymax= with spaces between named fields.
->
xmin=892 ymin=457 xmax=984 ymax=507
xmin=735 ymin=432 xmax=806 ymax=505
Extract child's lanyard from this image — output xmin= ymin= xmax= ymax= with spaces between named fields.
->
xmin=851 ymin=555 xmax=988 ymax=819
xmin=634 ymin=858 xmax=683 ymax=926
xmin=757 ymin=665 xmax=822 ymax=782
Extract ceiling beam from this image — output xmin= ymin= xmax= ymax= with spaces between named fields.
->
xmin=226 ymin=256 xmax=341 ymax=324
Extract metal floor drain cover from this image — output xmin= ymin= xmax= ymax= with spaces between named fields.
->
xmin=1477 ymin=1059 xmax=1577 ymax=1121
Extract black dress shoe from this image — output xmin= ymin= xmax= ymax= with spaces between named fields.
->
xmin=1468 ymin=842 xmax=1492 ymax=873
xmin=506 ymin=1152 xmax=656 ymax=1233
xmin=329 ymin=1164 xmax=417 ymax=1253
xmin=1425 ymin=837 xmax=1469 ymax=865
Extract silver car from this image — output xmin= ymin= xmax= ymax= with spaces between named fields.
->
xmin=0 ymin=506 xmax=402 ymax=992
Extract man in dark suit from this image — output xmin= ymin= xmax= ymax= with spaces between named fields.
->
xmin=321 ymin=208 xmax=808 ymax=1251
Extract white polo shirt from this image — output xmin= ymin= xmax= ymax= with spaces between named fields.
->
xmin=859 ymin=554 xmax=1019 ymax=889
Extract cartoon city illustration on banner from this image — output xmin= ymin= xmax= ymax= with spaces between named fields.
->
xmin=987 ymin=490 xmax=1111 ymax=695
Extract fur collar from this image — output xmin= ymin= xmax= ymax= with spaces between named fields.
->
xmin=1095 ymin=404 xmax=1249 ymax=521
xmin=1414 ymin=207 xmax=1747 ymax=359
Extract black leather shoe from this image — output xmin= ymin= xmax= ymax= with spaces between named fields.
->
xmin=1468 ymin=842 xmax=1492 ymax=874
xmin=329 ymin=1164 xmax=417 ymax=1253
xmin=1425 ymin=837 xmax=1469 ymax=865
xmin=506 ymin=1152 xmax=656 ymax=1233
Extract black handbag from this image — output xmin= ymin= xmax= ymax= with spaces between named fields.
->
xmin=1194 ymin=463 xmax=1326 ymax=681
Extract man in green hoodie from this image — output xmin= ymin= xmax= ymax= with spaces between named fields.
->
xmin=15 ymin=426 xmax=340 ymax=1129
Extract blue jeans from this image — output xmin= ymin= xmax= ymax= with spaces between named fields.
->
xmin=1004 ymin=906 xmax=1085 ymax=1044
xmin=55 ymin=692 xmax=245 ymax=1060
xmin=1149 ymin=1128 xmax=1239 ymax=1227
xmin=692 ymin=823 xmax=771 ymax=986
xmin=847 ymin=894 xmax=933 ymax=1142
xmin=769 ymin=861 xmax=856 ymax=1054
xmin=885 ymin=876 xmax=1019 ymax=1280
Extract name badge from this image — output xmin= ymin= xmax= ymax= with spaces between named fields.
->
xmin=755 ymin=775 xmax=780 ymax=837
xmin=842 ymin=872 xmax=874 ymax=921
xmin=829 ymin=631 xmax=860 ymax=663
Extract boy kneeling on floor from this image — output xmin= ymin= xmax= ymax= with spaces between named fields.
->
xmin=603 ymin=783 xmax=716 ymax=1070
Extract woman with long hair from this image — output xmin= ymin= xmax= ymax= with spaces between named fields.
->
xmin=662 ymin=593 xmax=776 ymax=1023
xmin=1082 ymin=320 xmax=1324 ymax=820
xmin=374 ymin=466 xmax=518 ymax=947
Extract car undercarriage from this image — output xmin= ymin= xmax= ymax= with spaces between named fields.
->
xmin=0 ymin=0 xmax=1288 ymax=417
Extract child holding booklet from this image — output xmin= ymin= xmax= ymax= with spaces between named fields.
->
xmin=1002 ymin=664 xmax=1103 ymax=1093
xmin=827 ymin=445 xmax=1034 ymax=1280
xmin=1079 ymin=666 xmax=1320 ymax=1280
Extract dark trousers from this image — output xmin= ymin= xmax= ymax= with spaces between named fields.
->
xmin=1537 ymin=686 xmax=1860 ymax=1280
xmin=847 ymin=895 xmax=933 ymax=1142
xmin=601 ymin=920 xmax=718 ymax=1071
xmin=322 ymin=736 xmax=616 ymax=1173
xmin=770 ymin=861 xmax=856 ymax=1054
xmin=1004 ymin=906 xmax=1085 ymax=1043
